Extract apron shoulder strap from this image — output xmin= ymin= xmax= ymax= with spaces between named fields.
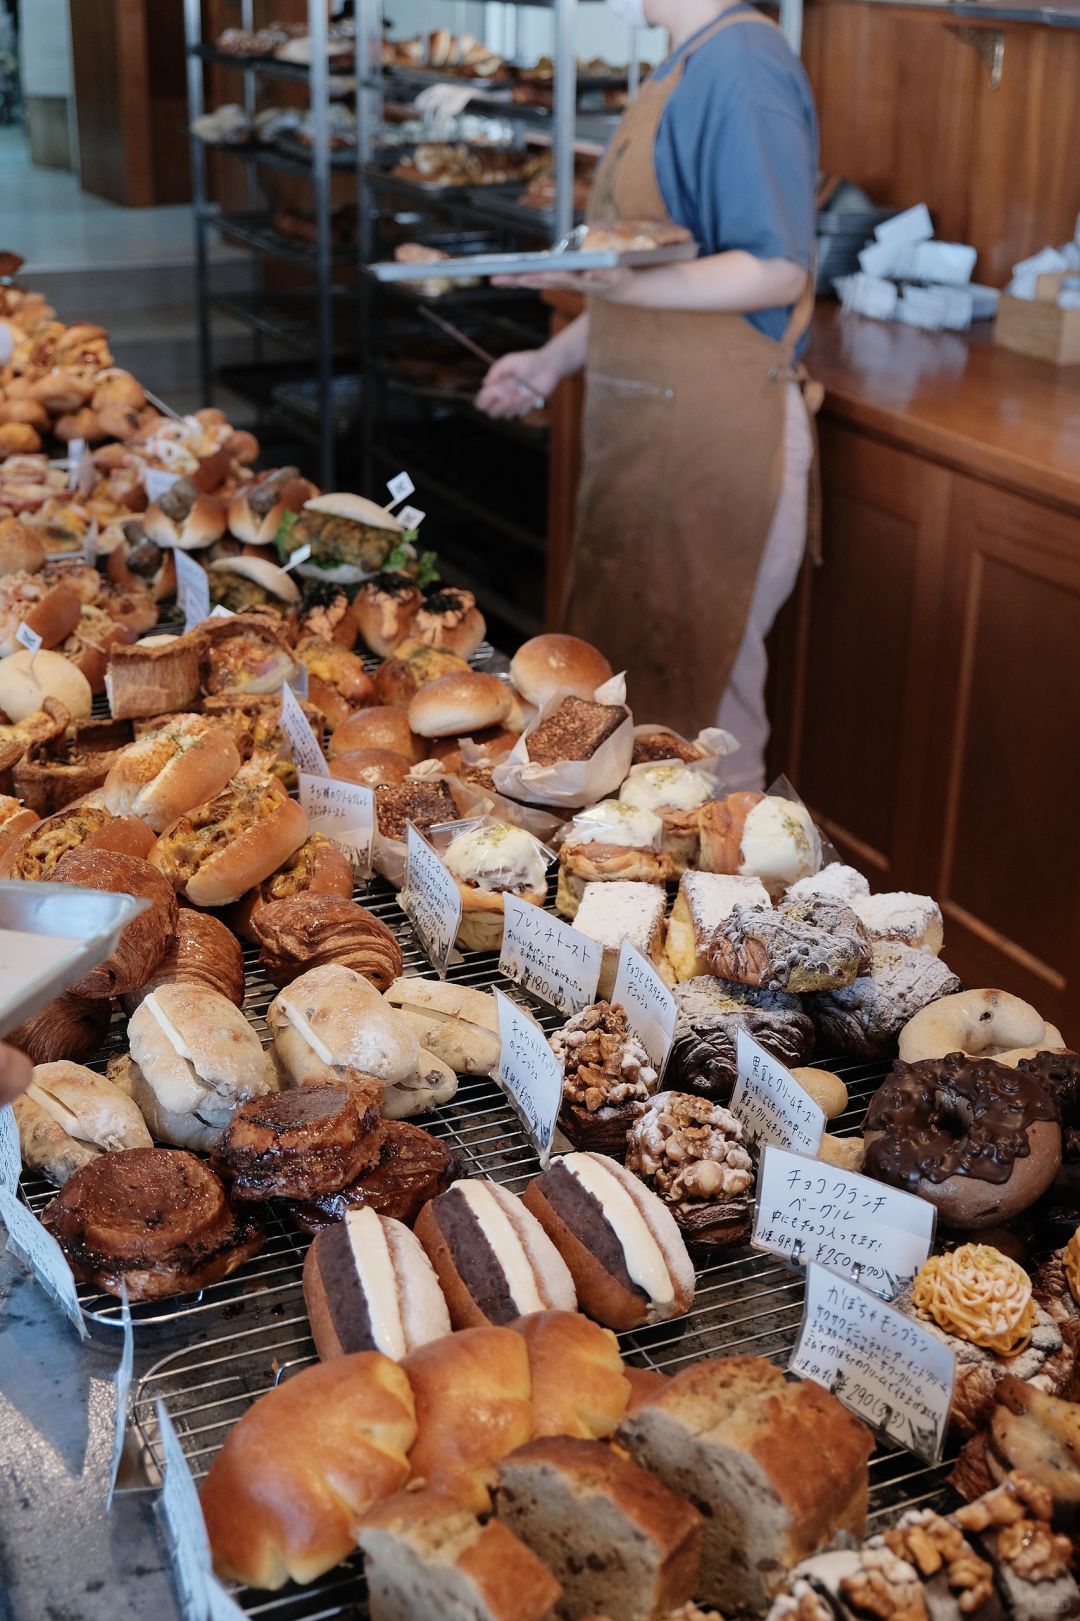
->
xmin=673 ymin=6 xmax=777 ymax=77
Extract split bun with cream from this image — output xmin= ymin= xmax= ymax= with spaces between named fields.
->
xmin=303 ymin=1207 xmax=451 ymax=1361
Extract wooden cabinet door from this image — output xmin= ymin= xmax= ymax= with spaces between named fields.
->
xmin=919 ymin=475 xmax=1080 ymax=1025
xmin=771 ymin=419 xmax=951 ymax=886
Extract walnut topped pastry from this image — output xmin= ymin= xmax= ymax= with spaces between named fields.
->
xmin=708 ymin=894 xmax=871 ymax=994
xmin=626 ymin=1091 xmax=755 ymax=1251
xmin=550 ymin=1001 xmax=658 ymax=1155
xmin=666 ymin=977 xmax=815 ymax=1102
xmin=555 ymin=799 xmax=674 ymax=920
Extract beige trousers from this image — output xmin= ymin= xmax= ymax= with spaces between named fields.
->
xmin=716 ymin=382 xmax=813 ymax=790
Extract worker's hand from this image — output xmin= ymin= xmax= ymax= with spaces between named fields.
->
xmin=475 ymin=348 xmax=559 ymax=419
xmin=0 ymin=1041 xmax=31 ymax=1106
xmin=490 ymin=267 xmax=634 ymax=297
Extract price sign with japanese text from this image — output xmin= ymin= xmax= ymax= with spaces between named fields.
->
xmin=752 ymin=1146 xmax=935 ymax=1299
xmin=299 ymin=773 xmax=374 ymax=876
xmin=280 ymin=683 xmax=328 ymax=776
xmin=612 ymin=940 xmax=677 ymax=1075
xmin=791 ymin=1263 xmax=955 ymax=1463
xmin=401 ymin=824 xmax=461 ymax=975
xmin=493 ymin=988 xmax=563 ymax=1164
xmin=499 ymin=895 xmax=601 ymax=1016
xmin=730 ymin=1030 xmax=824 ymax=1156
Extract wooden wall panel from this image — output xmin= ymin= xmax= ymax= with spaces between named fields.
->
xmin=920 ymin=475 xmax=1080 ymax=1021
xmin=779 ymin=421 xmax=945 ymax=883
xmin=802 ymin=4 xmax=1080 ymax=287
xmin=966 ymin=28 xmax=1080 ymax=287
xmin=801 ymin=4 xmax=979 ymax=247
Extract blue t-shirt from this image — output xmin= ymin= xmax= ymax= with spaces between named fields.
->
xmin=652 ymin=8 xmax=818 ymax=344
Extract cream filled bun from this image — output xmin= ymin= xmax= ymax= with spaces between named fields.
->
xmin=443 ymin=821 xmax=549 ymax=896
xmin=303 ymin=1207 xmax=451 ymax=1361
xmin=738 ymin=796 xmax=821 ymax=892
xmin=266 ymin=962 xmax=458 ymax=1119
xmin=562 ymin=799 xmax=664 ymax=853
xmin=122 ymin=983 xmax=277 ymax=1151
xmin=414 ymin=1177 xmax=577 ymax=1329
xmin=207 ymin=555 xmax=301 ymax=612
xmin=618 ymin=762 xmax=713 ymax=816
xmin=522 ymin=1151 xmax=695 ymax=1331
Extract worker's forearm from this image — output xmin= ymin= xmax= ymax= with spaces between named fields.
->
xmin=604 ymin=251 xmax=808 ymax=313
xmin=543 ymin=311 xmax=589 ymax=380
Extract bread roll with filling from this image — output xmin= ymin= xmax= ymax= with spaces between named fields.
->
xmin=304 ymin=1207 xmax=451 ymax=1362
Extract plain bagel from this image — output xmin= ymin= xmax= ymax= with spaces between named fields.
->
xmin=899 ymin=989 xmax=1065 ymax=1064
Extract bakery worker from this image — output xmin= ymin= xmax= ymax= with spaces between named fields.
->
xmin=476 ymin=0 xmax=818 ymax=788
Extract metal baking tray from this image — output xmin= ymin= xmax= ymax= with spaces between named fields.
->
xmin=373 ymin=238 xmax=698 ymax=281
xmin=0 ymin=880 xmax=148 ymax=1038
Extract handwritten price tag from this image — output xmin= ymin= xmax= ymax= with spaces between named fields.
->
xmin=791 ymin=1263 xmax=955 ymax=1464
xmin=612 ymin=940 xmax=677 ymax=1075
xmin=401 ymin=824 xmax=461 ymax=975
xmin=299 ymin=773 xmax=374 ymax=876
xmin=386 ymin=470 xmax=415 ymax=506
xmin=0 ymin=1103 xmax=20 ymax=1194
xmin=1 ymin=1191 xmax=87 ymax=1338
xmin=493 ymin=987 xmax=563 ymax=1165
xmin=752 ymin=1146 xmax=935 ymax=1299
xmin=280 ymin=683 xmax=328 ymax=776
xmin=156 ymin=1399 xmax=212 ymax=1620
xmin=499 ymin=895 xmax=602 ymax=1016
xmin=175 ymin=549 xmax=210 ymax=634
xmin=107 ymin=1284 xmax=134 ymax=1509
xmin=145 ymin=467 xmax=180 ymax=503
xmin=730 ymin=1030 xmax=825 ymax=1156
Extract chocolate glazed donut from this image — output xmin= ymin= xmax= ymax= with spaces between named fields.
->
xmin=864 ymin=1053 xmax=1062 ymax=1229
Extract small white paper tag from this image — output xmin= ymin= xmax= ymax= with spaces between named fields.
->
xmin=299 ymin=773 xmax=374 ymax=876
xmin=401 ymin=823 xmax=461 ymax=975
xmin=67 ymin=439 xmax=85 ymax=487
xmin=791 ymin=1262 xmax=955 ymax=1464
xmin=499 ymin=895 xmax=602 ymax=1016
xmin=107 ymin=1283 xmax=134 ymax=1510
xmin=493 ymin=987 xmax=563 ymax=1165
xmin=730 ymin=1030 xmax=825 ymax=1156
xmin=287 ymin=662 xmax=309 ymax=700
xmin=1 ymin=1191 xmax=87 ymax=1338
xmin=145 ymin=467 xmax=180 ymax=503
xmin=15 ymin=621 xmax=42 ymax=656
xmin=156 ymin=1399 xmax=212 ymax=1621
xmin=0 ymin=1102 xmax=20 ymax=1194
xmin=282 ymin=543 xmax=312 ymax=572
xmin=175 ymin=548 xmax=211 ymax=634
xmin=386 ymin=470 xmax=415 ymax=506
xmin=752 ymin=1146 xmax=936 ymax=1299
xmin=397 ymin=504 xmax=425 ymax=529
xmin=280 ymin=683 xmax=328 ymax=776
xmin=207 ymin=604 xmax=234 ymax=620
xmin=611 ymin=939 xmax=677 ymax=1075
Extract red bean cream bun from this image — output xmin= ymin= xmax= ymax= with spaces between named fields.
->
xmin=863 ymin=1053 xmax=1062 ymax=1229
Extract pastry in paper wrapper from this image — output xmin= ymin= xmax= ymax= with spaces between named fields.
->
xmin=492 ymin=674 xmax=634 ymax=809
xmin=371 ymin=761 xmax=459 ymax=889
xmin=631 ymin=723 xmax=738 ymax=765
xmin=443 ymin=739 xmax=569 ymax=844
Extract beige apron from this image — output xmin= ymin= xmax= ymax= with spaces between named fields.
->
xmin=562 ymin=8 xmax=816 ymax=736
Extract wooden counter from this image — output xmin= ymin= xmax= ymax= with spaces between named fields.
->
xmin=545 ymin=296 xmax=1080 ymax=1024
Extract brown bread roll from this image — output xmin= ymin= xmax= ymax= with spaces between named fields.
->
xmin=52 ymin=848 xmax=178 ymax=998
xmin=200 ymin=1352 xmax=417 ymax=1590
xmin=329 ymin=704 xmax=425 ymax=764
xmin=7 ymin=991 xmax=112 ymax=1065
xmin=0 ymin=803 xmax=155 ymax=879
xmin=510 ymin=1309 xmax=630 ymax=1442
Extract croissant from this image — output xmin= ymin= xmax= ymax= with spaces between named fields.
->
xmin=251 ymin=893 xmax=403 ymax=991
xmin=52 ymin=847 xmax=178 ymax=998
xmin=8 ymin=990 xmax=112 ymax=1064
xmin=120 ymin=909 xmax=246 ymax=1016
